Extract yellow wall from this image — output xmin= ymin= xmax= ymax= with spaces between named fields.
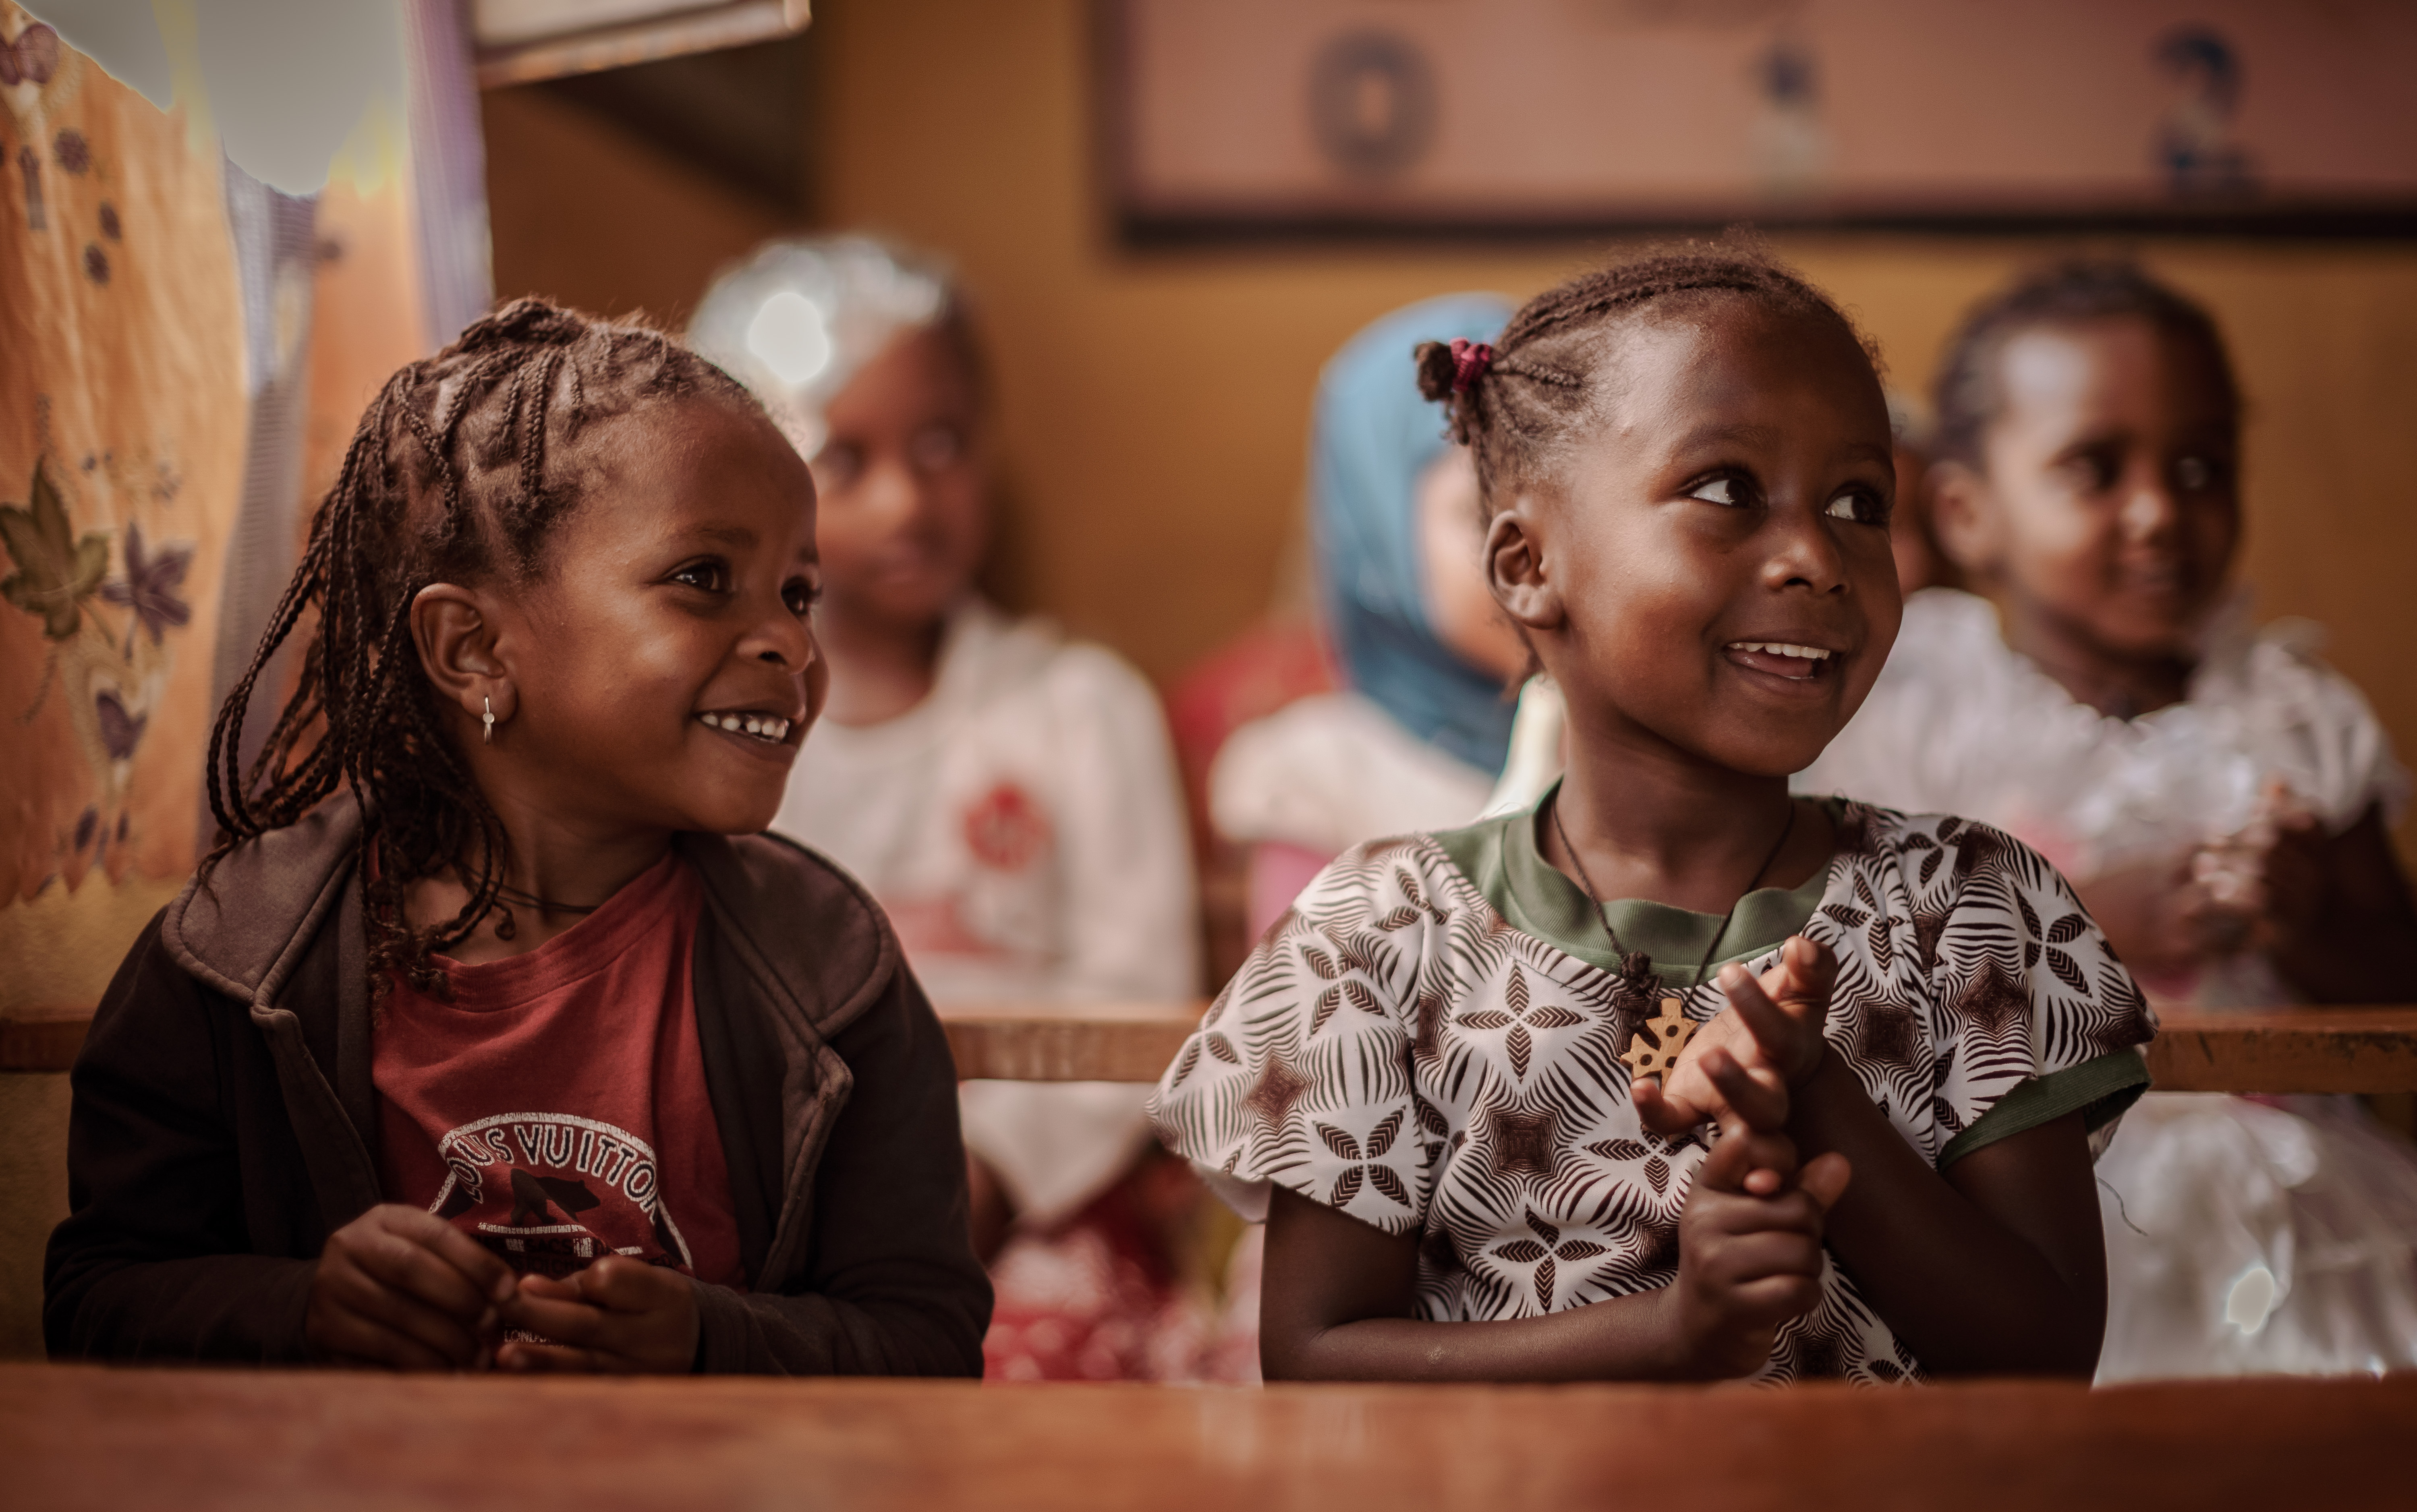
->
xmin=487 ymin=0 xmax=2417 ymax=863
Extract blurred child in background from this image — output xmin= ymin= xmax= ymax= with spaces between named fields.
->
xmin=1212 ymin=295 xmax=1531 ymax=936
xmin=690 ymin=239 xmax=1208 ymax=1381
xmin=1796 ymin=261 xmax=2417 ymax=1379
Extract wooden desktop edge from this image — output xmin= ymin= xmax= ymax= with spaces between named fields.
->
xmin=8 ymin=1001 xmax=2417 ymax=1093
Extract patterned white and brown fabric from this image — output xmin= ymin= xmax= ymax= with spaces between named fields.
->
xmin=1148 ymin=801 xmax=2154 ymax=1383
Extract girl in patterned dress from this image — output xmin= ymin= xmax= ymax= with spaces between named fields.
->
xmin=1148 ymin=248 xmax=2155 ymax=1383
xmin=1798 ymin=262 xmax=2417 ymax=1379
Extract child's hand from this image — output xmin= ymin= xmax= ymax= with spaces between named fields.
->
xmin=1666 ymin=1107 xmax=1851 ymax=1379
xmin=306 ymin=1203 xmax=517 ymax=1371
xmin=1635 ymin=936 xmax=1836 ymax=1137
xmin=495 ymin=1256 xmax=701 ymax=1373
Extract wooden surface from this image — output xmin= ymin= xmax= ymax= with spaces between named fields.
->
xmin=937 ymin=1000 xmax=2417 ymax=1094
xmin=2 ymin=1364 xmax=2412 ymax=1511
xmin=13 ymin=996 xmax=2417 ymax=1093
xmin=939 ymin=1000 xmax=1206 ymax=1083
xmin=2143 ymin=1006 xmax=2417 ymax=1094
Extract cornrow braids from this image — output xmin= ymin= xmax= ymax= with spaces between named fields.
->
xmin=202 ymin=297 xmax=755 ymax=1001
xmin=1931 ymin=260 xmax=2237 ymax=469
xmin=1414 ymin=240 xmax=1879 ymax=511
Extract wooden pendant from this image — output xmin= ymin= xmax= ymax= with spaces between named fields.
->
xmin=1620 ymin=995 xmax=1698 ymax=1083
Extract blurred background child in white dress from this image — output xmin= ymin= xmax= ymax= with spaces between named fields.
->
xmin=1794 ymin=261 xmax=2417 ymax=1380
xmin=692 ymin=238 xmax=1207 ymax=1379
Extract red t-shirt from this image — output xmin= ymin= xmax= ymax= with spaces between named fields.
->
xmin=374 ymin=853 xmax=745 ymax=1290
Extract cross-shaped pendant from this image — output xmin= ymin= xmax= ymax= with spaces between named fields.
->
xmin=1619 ymin=995 xmax=1698 ymax=1082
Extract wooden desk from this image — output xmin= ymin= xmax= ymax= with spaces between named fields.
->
xmin=15 ymin=998 xmax=2417 ymax=1095
xmin=938 ymin=1000 xmax=2417 ymax=1095
xmin=2 ymin=1364 xmax=2409 ymax=1510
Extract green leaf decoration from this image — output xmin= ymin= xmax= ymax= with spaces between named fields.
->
xmin=0 ymin=460 xmax=110 ymax=640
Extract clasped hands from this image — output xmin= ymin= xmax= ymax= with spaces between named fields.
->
xmin=304 ymin=1204 xmax=701 ymax=1373
xmin=1636 ymin=935 xmax=1854 ymax=1379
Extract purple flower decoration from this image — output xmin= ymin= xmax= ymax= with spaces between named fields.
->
xmin=83 ymin=242 xmax=108 ymax=284
xmin=98 ymin=201 xmax=120 ymax=240
xmin=94 ymin=689 xmax=145 ymax=761
xmin=53 ymin=129 xmax=89 ymax=175
xmin=100 ymin=523 xmax=192 ymax=645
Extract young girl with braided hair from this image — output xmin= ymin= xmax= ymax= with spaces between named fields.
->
xmin=46 ymin=298 xmax=990 ymax=1374
xmin=1150 ymin=246 xmax=2150 ymax=1382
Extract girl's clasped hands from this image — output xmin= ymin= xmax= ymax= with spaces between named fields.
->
xmin=1639 ymin=937 xmax=1854 ymax=1377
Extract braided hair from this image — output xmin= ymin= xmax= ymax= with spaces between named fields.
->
xmin=1930 ymin=259 xmax=2238 ymax=470
xmin=1413 ymin=241 xmax=1878 ymax=511
xmin=203 ymin=297 xmax=756 ymax=999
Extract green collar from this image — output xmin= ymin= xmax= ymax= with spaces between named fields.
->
xmin=1430 ymin=787 xmax=1841 ymax=988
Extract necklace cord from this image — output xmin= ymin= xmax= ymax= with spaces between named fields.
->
xmin=491 ymin=880 xmax=601 ymax=916
xmin=1548 ymin=791 xmax=1800 ymax=993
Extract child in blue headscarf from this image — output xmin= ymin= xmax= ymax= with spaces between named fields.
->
xmin=1213 ymin=295 xmax=1532 ymax=936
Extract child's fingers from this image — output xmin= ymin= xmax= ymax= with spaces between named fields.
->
xmin=497 ymin=1341 xmax=605 ymax=1373
xmin=1798 ymin=1151 xmax=1851 ymax=1212
xmin=498 ymin=1289 xmax=612 ymax=1347
xmin=349 ymin=1227 xmax=506 ymax=1324
xmin=514 ymin=1272 xmax=581 ymax=1302
xmin=1721 ymin=1273 xmax=1826 ymax=1327
xmin=1713 ymin=965 xmax=1811 ymax=1076
xmin=1630 ymin=1071 xmax=1712 ymax=1135
xmin=1767 ymin=935 xmax=1837 ymax=1010
xmin=1692 ymin=1117 xmax=1759 ymax=1195
xmin=1700 ymin=1047 xmax=1789 ymax=1134
xmin=317 ymin=1274 xmax=487 ymax=1368
xmin=568 ymin=1255 xmax=687 ymax=1315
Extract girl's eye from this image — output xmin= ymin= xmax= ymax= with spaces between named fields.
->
xmin=2175 ymin=455 xmax=2216 ymax=492
xmin=784 ymin=579 xmax=822 ymax=617
xmin=909 ymin=425 xmax=963 ymax=472
xmin=1823 ymin=490 xmax=1887 ymax=526
xmin=2063 ymin=450 xmax=2121 ymax=493
xmin=1688 ymin=477 xmax=1745 ymax=506
xmin=670 ymin=561 xmax=730 ymax=593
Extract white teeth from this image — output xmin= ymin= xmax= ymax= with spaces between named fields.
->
xmin=1732 ymin=641 xmax=1830 ymax=660
xmin=698 ymin=712 xmax=791 ymax=742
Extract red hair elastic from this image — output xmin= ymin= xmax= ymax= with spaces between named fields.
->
xmin=1448 ymin=338 xmax=1494 ymax=394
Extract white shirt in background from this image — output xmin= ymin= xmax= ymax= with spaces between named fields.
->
xmin=775 ymin=597 xmax=1198 ymax=1225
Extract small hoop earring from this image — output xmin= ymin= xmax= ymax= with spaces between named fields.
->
xmin=482 ymin=696 xmax=495 ymax=746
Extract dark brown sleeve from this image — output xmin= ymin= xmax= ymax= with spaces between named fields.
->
xmin=44 ymin=914 xmax=319 ymax=1362
xmin=688 ymin=964 xmax=991 ymax=1375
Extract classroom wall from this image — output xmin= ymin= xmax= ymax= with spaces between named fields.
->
xmin=485 ymin=0 xmax=2417 ymax=865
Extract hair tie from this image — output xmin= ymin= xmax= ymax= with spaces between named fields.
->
xmin=1448 ymin=338 xmax=1494 ymax=394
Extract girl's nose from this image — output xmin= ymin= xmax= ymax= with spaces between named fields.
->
xmin=746 ymin=597 xmax=816 ymax=672
xmin=1765 ymin=505 xmax=1851 ymax=595
xmin=2118 ymin=472 xmax=2182 ymax=544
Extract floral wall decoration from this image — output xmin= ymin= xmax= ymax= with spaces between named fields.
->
xmin=0 ymin=2 xmax=250 ymax=1030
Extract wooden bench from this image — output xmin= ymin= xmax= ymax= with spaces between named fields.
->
xmin=1 ymin=1362 xmax=2409 ymax=1510
xmin=941 ymin=1000 xmax=2417 ymax=1093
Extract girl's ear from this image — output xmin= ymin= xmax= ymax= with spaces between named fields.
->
xmin=1927 ymin=460 xmax=2001 ymax=580
xmin=1484 ymin=501 xmax=1565 ymax=634
xmin=410 ymin=584 xmax=518 ymax=732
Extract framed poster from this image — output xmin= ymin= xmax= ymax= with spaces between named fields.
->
xmin=1100 ymin=0 xmax=2417 ymax=240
